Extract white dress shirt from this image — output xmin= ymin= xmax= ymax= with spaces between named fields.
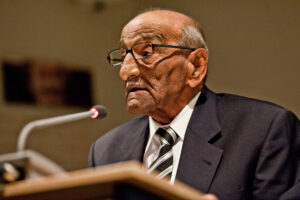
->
xmin=143 ymin=92 xmax=201 ymax=184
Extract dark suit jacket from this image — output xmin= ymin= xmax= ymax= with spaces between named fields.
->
xmin=89 ymin=87 xmax=300 ymax=200
xmin=280 ymin=182 xmax=300 ymax=200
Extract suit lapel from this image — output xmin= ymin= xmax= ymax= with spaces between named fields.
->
xmin=120 ymin=117 xmax=149 ymax=162
xmin=176 ymin=87 xmax=223 ymax=193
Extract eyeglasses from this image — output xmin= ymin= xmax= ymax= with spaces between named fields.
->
xmin=107 ymin=41 xmax=195 ymax=67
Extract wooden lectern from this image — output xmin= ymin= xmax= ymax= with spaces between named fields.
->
xmin=1 ymin=161 xmax=204 ymax=200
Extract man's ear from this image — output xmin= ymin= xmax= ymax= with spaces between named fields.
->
xmin=186 ymin=48 xmax=208 ymax=88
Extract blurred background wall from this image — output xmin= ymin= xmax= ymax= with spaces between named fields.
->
xmin=0 ymin=0 xmax=299 ymax=171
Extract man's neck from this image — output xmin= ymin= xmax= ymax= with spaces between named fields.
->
xmin=150 ymin=91 xmax=201 ymax=125
xmin=149 ymin=88 xmax=202 ymax=124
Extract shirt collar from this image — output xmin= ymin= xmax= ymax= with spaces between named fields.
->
xmin=149 ymin=92 xmax=201 ymax=141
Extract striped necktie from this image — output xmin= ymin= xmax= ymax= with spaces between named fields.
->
xmin=147 ymin=127 xmax=178 ymax=179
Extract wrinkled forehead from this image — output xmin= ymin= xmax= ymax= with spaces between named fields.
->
xmin=120 ymin=26 xmax=166 ymax=46
xmin=120 ymin=14 xmax=183 ymax=47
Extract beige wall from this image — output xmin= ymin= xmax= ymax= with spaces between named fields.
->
xmin=0 ymin=0 xmax=299 ymax=171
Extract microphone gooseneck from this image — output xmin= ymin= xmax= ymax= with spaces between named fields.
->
xmin=17 ymin=105 xmax=107 ymax=152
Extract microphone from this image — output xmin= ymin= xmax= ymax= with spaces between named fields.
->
xmin=17 ymin=105 xmax=107 ymax=152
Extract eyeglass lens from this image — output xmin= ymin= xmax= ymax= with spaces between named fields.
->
xmin=109 ymin=42 xmax=153 ymax=67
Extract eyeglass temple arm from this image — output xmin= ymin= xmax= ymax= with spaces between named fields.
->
xmin=153 ymin=44 xmax=195 ymax=50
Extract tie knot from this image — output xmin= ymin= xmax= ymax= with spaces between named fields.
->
xmin=156 ymin=127 xmax=178 ymax=146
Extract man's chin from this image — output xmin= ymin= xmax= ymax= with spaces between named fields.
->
xmin=126 ymin=100 xmax=149 ymax=115
xmin=127 ymin=104 xmax=144 ymax=114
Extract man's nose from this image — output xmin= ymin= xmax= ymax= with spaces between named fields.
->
xmin=119 ymin=53 xmax=141 ymax=81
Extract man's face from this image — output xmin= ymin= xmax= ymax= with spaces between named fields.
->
xmin=119 ymin=11 xmax=194 ymax=123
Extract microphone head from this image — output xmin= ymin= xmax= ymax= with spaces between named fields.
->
xmin=89 ymin=105 xmax=107 ymax=119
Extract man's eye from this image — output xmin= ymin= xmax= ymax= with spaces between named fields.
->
xmin=142 ymin=50 xmax=152 ymax=57
xmin=141 ymin=46 xmax=152 ymax=57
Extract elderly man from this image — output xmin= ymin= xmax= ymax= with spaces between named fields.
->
xmin=89 ymin=9 xmax=299 ymax=200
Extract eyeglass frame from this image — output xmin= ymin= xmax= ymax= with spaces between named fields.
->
xmin=107 ymin=41 xmax=196 ymax=67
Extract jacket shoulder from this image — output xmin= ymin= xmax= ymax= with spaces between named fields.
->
xmin=215 ymin=92 xmax=297 ymax=118
xmin=95 ymin=115 xmax=148 ymax=145
xmin=89 ymin=115 xmax=148 ymax=167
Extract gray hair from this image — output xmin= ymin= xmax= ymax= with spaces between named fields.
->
xmin=179 ymin=24 xmax=209 ymax=55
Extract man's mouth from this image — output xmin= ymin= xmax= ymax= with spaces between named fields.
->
xmin=126 ymin=81 xmax=148 ymax=94
xmin=128 ymin=87 xmax=148 ymax=94
xmin=130 ymin=88 xmax=143 ymax=92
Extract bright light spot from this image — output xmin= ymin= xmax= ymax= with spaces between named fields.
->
xmin=89 ymin=108 xmax=99 ymax=119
